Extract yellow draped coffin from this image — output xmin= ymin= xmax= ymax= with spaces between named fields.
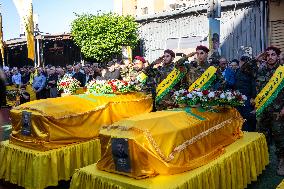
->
xmin=10 ymin=93 xmax=153 ymax=150
xmin=97 ymin=107 xmax=244 ymax=178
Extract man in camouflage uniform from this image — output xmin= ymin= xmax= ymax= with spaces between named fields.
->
xmin=144 ymin=49 xmax=189 ymax=111
xmin=187 ymin=45 xmax=226 ymax=90
xmin=129 ymin=56 xmax=149 ymax=92
xmin=187 ymin=45 xmax=211 ymax=87
xmin=255 ymin=46 xmax=284 ymax=175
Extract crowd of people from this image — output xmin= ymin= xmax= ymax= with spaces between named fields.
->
xmin=0 ymin=44 xmax=284 ymax=174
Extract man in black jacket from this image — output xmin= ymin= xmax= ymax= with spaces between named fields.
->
xmin=72 ymin=65 xmax=85 ymax=87
xmin=96 ymin=61 xmax=121 ymax=80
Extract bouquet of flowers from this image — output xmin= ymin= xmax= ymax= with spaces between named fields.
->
xmin=86 ymin=79 xmax=138 ymax=94
xmin=6 ymin=89 xmax=20 ymax=101
xmin=173 ymin=89 xmax=247 ymax=109
xmin=57 ymin=75 xmax=81 ymax=94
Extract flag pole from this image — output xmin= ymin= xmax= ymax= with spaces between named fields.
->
xmin=0 ymin=4 xmax=5 ymax=67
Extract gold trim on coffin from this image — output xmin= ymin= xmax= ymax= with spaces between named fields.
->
xmin=13 ymin=96 xmax=152 ymax=120
xmin=101 ymin=116 xmax=243 ymax=162
xmin=13 ymin=104 xmax=108 ymax=120
xmin=10 ymin=93 xmax=153 ymax=151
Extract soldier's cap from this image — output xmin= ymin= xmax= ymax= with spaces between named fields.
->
xmin=265 ymin=46 xmax=281 ymax=56
xmin=134 ymin=56 xmax=146 ymax=63
xmin=196 ymin=45 xmax=209 ymax=53
xmin=164 ymin=49 xmax=175 ymax=58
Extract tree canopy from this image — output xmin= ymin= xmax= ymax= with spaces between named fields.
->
xmin=71 ymin=13 xmax=139 ymax=63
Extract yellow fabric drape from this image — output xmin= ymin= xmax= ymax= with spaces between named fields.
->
xmin=26 ymin=84 xmax=36 ymax=101
xmin=0 ymin=139 xmax=101 ymax=189
xmin=6 ymin=85 xmax=18 ymax=107
xmin=277 ymin=180 xmax=284 ymax=189
xmin=70 ymin=132 xmax=269 ymax=189
xmin=97 ymin=107 xmax=244 ymax=178
xmin=10 ymin=92 xmax=152 ymax=150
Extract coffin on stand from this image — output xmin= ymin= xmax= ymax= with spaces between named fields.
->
xmin=97 ymin=107 xmax=244 ymax=178
xmin=9 ymin=92 xmax=153 ymax=150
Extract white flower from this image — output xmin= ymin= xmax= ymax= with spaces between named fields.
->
xmin=196 ymin=92 xmax=203 ymax=97
xmin=220 ymin=93 xmax=226 ymax=99
xmin=174 ymin=91 xmax=180 ymax=96
xmin=180 ymin=89 xmax=187 ymax=94
xmin=208 ymin=92 xmax=215 ymax=98
xmin=186 ymin=93 xmax=193 ymax=98
xmin=226 ymin=91 xmax=232 ymax=96
xmin=242 ymin=95 xmax=247 ymax=101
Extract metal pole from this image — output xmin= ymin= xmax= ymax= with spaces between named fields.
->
xmin=37 ymin=37 xmax=40 ymax=67
xmin=0 ymin=6 xmax=5 ymax=67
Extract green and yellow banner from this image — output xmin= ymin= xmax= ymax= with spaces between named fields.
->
xmin=188 ymin=66 xmax=217 ymax=91
xmin=156 ymin=68 xmax=185 ymax=103
xmin=255 ymin=65 xmax=284 ymax=117
xmin=137 ymin=72 xmax=147 ymax=84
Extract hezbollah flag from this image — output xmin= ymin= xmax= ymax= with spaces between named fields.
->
xmin=13 ymin=0 xmax=35 ymax=62
xmin=255 ymin=65 xmax=284 ymax=117
xmin=0 ymin=13 xmax=5 ymax=66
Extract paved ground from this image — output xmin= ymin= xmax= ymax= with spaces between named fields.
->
xmin=0 ymin=108 xmax=283 ymax=188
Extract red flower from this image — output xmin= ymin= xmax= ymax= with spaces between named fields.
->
xmin=112 ymin=86 xmax=117 ymax=92
xmin=202 ymin=90 xmax=209 ymax=95
xmin=236 ymin=95 xmax=242 ymax=101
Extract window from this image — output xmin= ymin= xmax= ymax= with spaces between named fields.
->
xmin=142 ymin=7 xmax=148 ymax=15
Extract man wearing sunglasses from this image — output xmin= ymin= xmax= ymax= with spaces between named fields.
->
xmin=255 ymin=46 xmax=284 ymax=175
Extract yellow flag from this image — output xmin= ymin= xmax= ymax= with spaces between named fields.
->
xmin=0 ymin=13 xmax=5 ymax=66
xmin=255 ymin=65 xmax=284 ymax=116
xmin=13 ymin=0 xmax=35 ymax=62
xmin=188 ymin=66 xmax=217 ymax=91
xmin=25 ymin=2 xmax=35 ymax=61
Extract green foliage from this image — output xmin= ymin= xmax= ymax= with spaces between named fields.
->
xmin=71 ymin=13 xmax=139 ymax=62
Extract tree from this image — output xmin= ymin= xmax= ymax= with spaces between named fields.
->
xmin=71 ymin=13 xmax=139 ymax=63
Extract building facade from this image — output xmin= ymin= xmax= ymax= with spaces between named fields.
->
xmin=268 ymin=0 xmax=284 ymax=53
xmin=113 ymin=0 xmax=201 ymax=17
xmin=4 ymin=34 xmax=81 ymax=68
xmin=132 ymin=0 xmax=269 ymax=62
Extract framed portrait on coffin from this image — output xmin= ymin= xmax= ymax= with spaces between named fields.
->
xmin=21 ymin=111 xmax=32 ymax=136
xmin=111 ymin=138 xmax=131 ymax=173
